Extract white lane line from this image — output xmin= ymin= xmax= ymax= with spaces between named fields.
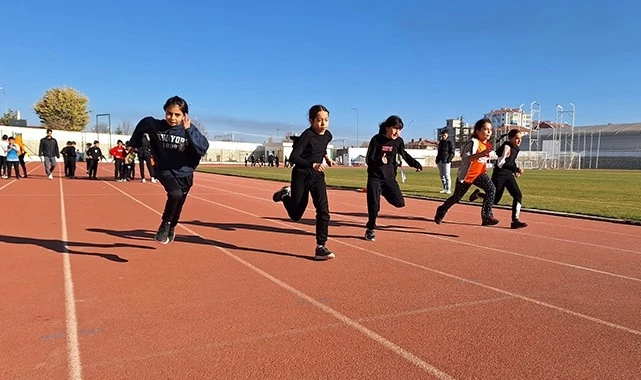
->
xmin=104 ymin=182 xmax=455 ymax=380
xmin=192 ymin=183 xmax=641 ymax=281
xmin=59 ymin=173 xmax=83 ymax=380
xmin=188 ymin=193 xmax=641 ymax=337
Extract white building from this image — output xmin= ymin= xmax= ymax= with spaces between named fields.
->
xmin=484 ymin=107 xmax=532 ymax=129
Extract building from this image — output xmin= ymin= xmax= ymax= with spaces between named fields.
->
xmin=406 ymin=138 xmax=437 ymax=150
xmin=484 ymin=107 xmax=532 ymax=131
xmin=438 ymin=118 xmax=472 ymax=149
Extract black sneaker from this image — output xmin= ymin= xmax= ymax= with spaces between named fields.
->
xmin=272 ymin=186 xmax=291 ymax=202
xmin=511 ymin=220 xmax=528 ymax=229
xmin=434 ymin=206 xmax=446 ymax=225
xmin=365 ymin=229 xmax=376 ymax=241
xmin=469 ymin=189 xmax=480 ymax=202
xmin=155 ymin=222 xmax=171 ymax=244
xmin=167 ymin=226 xmax=176 ymax=243
xmin=481 ymin=217 xmax=500 ymax=226
xmin=314 ymin=245 xmax=335 ymax=260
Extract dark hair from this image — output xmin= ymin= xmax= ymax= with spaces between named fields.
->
xmin=507 ymin=129 xmax=521 ymax=139
xmin=308 ymin=105 xmax=329 ymax=122
xmin=164 ymin=96 xmax=189 ymax=114
xmin=46 ymin=128 xmax=53 ymax=133
xmin=117 ymin=139 xmax=123 ymax=144
xmin=1 ymin=135 xmax=7 ymax=140
xmin=378 ymin=115 xmax=404 ymax=134
xmin=472 ymin=118 xmax=492 ymax=139
xmin=440 ymin=129 xmax=449 ymax=135
xmin=93 ymin=140 xmax=99 ymax=144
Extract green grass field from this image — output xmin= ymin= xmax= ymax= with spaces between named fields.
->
xmin=198 ymin=165 xmax=641 ymax=222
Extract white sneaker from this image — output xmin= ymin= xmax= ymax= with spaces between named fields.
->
xmin=141 ymin=178 xmax=146 ymax=183
xmin=446 ymin=190 xmax=452 ymax=194
xmin=48 ymin=174 xmax=53 ymax=180
xmin=151 ymin=178 xmax=157 ymax=183
xmin=439 ymin=190 xmax=447 ymax=194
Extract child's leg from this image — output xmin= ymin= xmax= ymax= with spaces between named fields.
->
xmin=282 ymin=169 xmax=310 ymax=221
xmin=309 ymin=174 xmax=330 ymax=246
xmin=366 ymin=177 xmax=382 ymax=230
xmin=6 ymin=161 xmax=13 ymax=178
xmin=168 ymin=175 xmax=193 ymax=226
xmin=156 ymin=170 xmax=191 ymax=225
xmin=19 ymin=154 xmax=27 ymax=176
xmin=472 ymin=173 xmax=496 ymax=221
xmin=492 ymin=175 xmax=508 ymax=205
xmin=503 ymin=177 xmax=523 ymax=221
xmin=441 ymin=180 xmax=471 ymax=212
xmin=381 ymin=178 xmax=405 ymax=208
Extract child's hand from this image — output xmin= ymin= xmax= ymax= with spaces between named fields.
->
xmin=313 ymin=162 xmax=325 ymax=172
xmin=381 ymin=155 xmax=388 ymax=164
xmin=324 ymin=156 xmax=336 ymax=167
xmin=183 ymin=114 xmax=191 ymax=129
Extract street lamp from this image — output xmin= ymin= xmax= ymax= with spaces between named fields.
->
xmin=350 ymin=107 xmax=359 ymax=148
xmin=569 ymin=102 xmax=575 ymax=156
xmin=0 ymin=87 xmax=6 ymax=114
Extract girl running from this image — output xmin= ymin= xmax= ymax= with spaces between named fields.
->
xmin=364 ymin=115 xmax=423 ymax=241
xmin=272 ymin=105 xmax=336 ymax=260
xmin=469 ymin=129 xmax=527 ymax=229
xmin=129 ymin=96 xmax=210 ymax=244
xmin=434 ymin=118 xmax=499 ymax=226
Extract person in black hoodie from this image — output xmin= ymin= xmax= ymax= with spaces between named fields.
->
xmin=363 ymin=115 xmax=423 ymax=241
xmin=272 ymin=105 xmax=336 ymax=260
xmin=60 ymin=141 xmax=77 ymax=178
xmin=469 ymin=129 xmax=527 ymax=229
xmin=38 ymin=129 xmax=60 ymax=180
xmin=435 ymin=130 xmax=455 ymax=194
xmin=138 ymin=133 xmax=156 ymax=183
xmin=129 ymin=95 xmax=210 ymax=244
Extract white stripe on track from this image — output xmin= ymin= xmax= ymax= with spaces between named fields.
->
xmin=105 ymin=182 xmax=455 ymax=380
xmin=59 ymin=172 xmax=83 ymax=379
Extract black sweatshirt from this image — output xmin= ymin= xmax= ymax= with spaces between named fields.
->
xmin=366 ymin=134 xmax=422 ymax=179
xmin=493 ymin=141 xmax=520 ymax=176
xmin=130 ymin=117 xmax=210 ymax=178
xmin=436 ymin=138 xmax=455 ymax=164
xmin=61 ymin=146 xmax=77 ymax=159
xmin=288 ymin=127 xmax=333 ymax=169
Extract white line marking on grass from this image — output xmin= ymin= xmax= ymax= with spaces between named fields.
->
xmin=59 ymin=175 xmax=83 ymax=380
xmin=105 ymin=182 xmax=455 ymax=380
xmin=188 ymin=193 xmax=641 ymax=337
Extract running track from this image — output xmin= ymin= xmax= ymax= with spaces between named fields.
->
xmin=2 ymin=163 xmax=640 ymax=379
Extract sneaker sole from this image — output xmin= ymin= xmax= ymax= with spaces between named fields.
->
xmin=313 ymin=253 xmax=335 ymax=260
xmin=155 ymin=237 xmax=170 ymax=244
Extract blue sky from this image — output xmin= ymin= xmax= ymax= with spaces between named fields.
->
xmin=2 ymin=0 xmax=640 ymax=144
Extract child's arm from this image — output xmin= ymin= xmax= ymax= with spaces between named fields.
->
xmin=185 ymin=124 xmax=210 ymax=156
xmin=365 ymin=136 xmax=379 ymax=166
xmin=323 ymin=153 xmax=336 ymax=167
xmin=398 ymin=141 xmax=423 ymax=171
xmin=288 ymin=132 xmax=314 ymax=168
